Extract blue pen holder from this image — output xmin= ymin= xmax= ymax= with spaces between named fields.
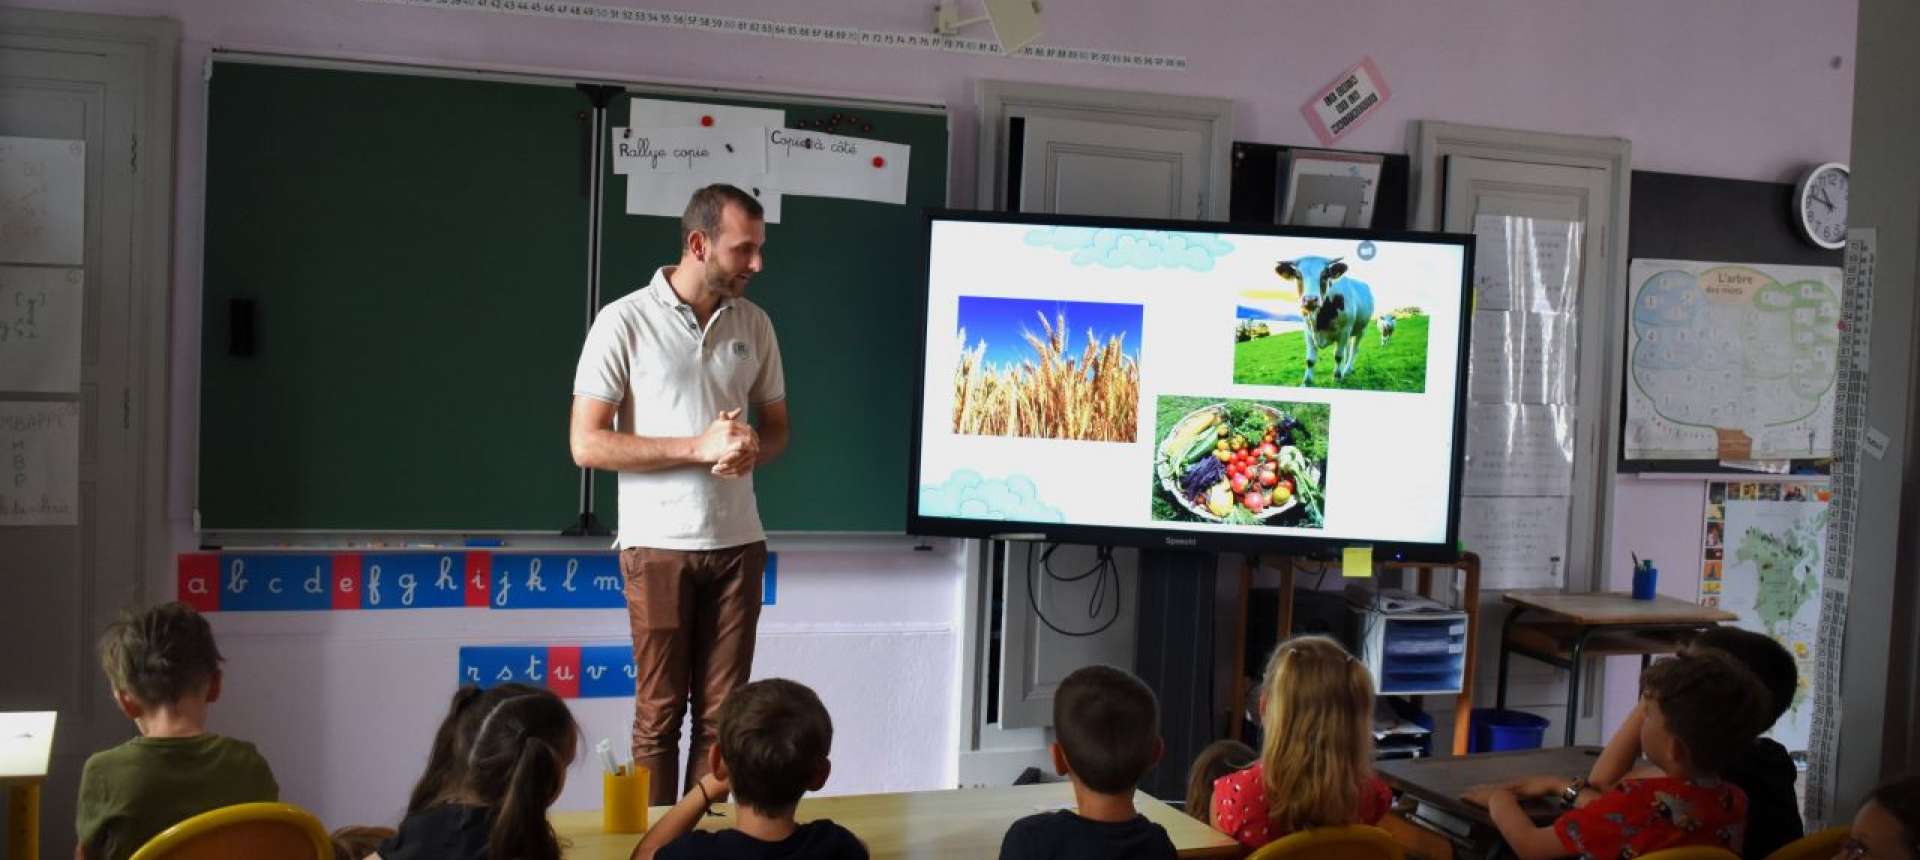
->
xmin=1631 ymin=564 xmax=1658 ymax=600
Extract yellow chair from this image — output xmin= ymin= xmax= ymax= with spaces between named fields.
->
xmin=128 ymin=802 xmax=333 ymax=860
xmin=1636 ymin=848 xmax=1741 ymax=860
xmin=1246 ymin=825 xmax=1404 ymax=860
xmin=1764 ymin=826 xmax=1851 ymax=860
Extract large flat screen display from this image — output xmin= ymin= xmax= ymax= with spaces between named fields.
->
xmin=908 ymin=211 xmax=1474 ymax=559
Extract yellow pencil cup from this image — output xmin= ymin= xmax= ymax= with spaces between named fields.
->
xmin=602 ymin=767 xmax=650 ymax=834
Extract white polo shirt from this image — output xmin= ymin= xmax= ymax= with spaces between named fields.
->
xmin=573 ymin=267 xmax=786 ymax=550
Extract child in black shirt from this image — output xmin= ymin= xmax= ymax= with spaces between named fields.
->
xmin=633 ymin=678 xmax=866 ymax=860
xmin=998 ymin=665 xmax=1176 ymax=860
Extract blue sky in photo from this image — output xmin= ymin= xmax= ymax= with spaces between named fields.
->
xmin=956 ymin=296 xmax=1144 ymax=369
xmin=1235 ymin=305 xmax=1303 ymax=323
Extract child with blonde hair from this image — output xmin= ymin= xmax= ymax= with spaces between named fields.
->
xmin=1210 ymin=635 xmax=1392 ymax=850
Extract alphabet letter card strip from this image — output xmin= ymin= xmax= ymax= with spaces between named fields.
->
xmin=179 ymin=550 xmax=775 ymax=611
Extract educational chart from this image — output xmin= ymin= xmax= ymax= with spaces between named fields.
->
xmin=0 ymin=136 xmax=85 ymax=266
xmin=618 ymin=97 xmax=909 ymax=221
xmin=916 ymin=219 xmax=1470 ymax=547
xmin=0 ymin=400 xmax=79 ymax=526
xmin=1457 ymin=215 xmax=1581 ymax=589
xmin=1626 ymin=260 xmax=1842 ymax=461
xmin=1697 ymin=481 xmax=1828 ymax=752
xmin=0 ymin=266 xmax=83 ymax=392
xmin=459 ymin=643 xmax=637 ymax=699
xmin=179 ymin=550 xmax=775 ymax=612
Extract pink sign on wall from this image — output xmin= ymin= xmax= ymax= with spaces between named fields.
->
xmin=1301 ymin=57 xmax=1392 ymax=147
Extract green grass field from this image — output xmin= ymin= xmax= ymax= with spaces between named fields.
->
xmin=1232 ymin=314 xmax=1429 ymax=392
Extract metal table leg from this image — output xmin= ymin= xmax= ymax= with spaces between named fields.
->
xmin=1565 ymin=627 xmax=1595 ymax=747
xmin=1495 ymin=607 xmax=1526 ymax=710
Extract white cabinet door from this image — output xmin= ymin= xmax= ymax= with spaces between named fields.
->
xmin=1017 ymin=115 xmax=1206 ymax=219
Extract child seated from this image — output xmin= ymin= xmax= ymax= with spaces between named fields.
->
xmin=1836 ymin=775 xmax=1919 ymax=860
xmin=374 ymin=684 xmax=580 ymax=860
xmin=634 ymin=678 xmax=867 ymax=860
xmin=1184 ymin=739 xmax=1256 ymax=821
xmin=1467 ymin=649 xmax=1771 ymax=860
xmin=1000 ymin=665 xmax=1178 ymax=860
xmin=1683 ymin=628 xmax=1805 ymax=858
xmin=1210 ymin=636 xmax=1393 ymax=850
xmin=75 ymin=602 xmax=279 ymax=860
xmin=1477 ymin=629 xmax=1804 ymax=859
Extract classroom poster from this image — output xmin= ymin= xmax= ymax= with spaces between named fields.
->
xmin=0 ymin=401 xmax=79 ymax=526
xmin=1625 ymin=260 xmax=1842 ymax=461
xmin=1697 ymin=480 xmax=1828 ymax=753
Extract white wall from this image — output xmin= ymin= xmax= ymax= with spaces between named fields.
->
xmin=193 ymin=544 xmax=964 ymax=828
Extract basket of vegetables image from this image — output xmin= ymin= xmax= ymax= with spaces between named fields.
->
xmin=1154 ymin=401 xmax=1325 ymax=527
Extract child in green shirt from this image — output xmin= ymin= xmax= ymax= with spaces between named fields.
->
xmin=75 ymin=602 xmax=278 ymax=860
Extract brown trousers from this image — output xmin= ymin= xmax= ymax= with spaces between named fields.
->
xmin=621 ymin=541 xmax=766 ymax=802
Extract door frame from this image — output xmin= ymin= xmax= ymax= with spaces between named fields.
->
xmin=975 ymin=80 xmax=1232 ymax=219
xmin=0 ymin=7 xmax=179 ymax=593
xmin=1410 ymin=121 xmax=1631 ymax=596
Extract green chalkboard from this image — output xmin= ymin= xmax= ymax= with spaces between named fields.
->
xmin=199 ymin=60 xmax=945 ymax=533
xmin=594 ymin=97 xmax=947 ymax=533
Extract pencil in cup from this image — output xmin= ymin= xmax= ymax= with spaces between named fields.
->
xmin=602 ymin=765 xmax=651 ymax=833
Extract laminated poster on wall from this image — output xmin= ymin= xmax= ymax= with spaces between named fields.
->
xmin=1696 ymin=480 xmax=1829 ymax=753
xmin=1625 ymin=259 xmax=1842 ymax=462
xmin=0 ymin=400 xmax=79 ymax=526
xmin=0 ymin=266 xmax=83 ymax=393
xmin=0 ymin=136 xmax=85 ymax=266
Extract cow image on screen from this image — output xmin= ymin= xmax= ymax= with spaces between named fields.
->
xmin=1274 ymin=255 xmax=1375 ymax=386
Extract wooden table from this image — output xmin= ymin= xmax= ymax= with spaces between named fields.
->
xmin=1 ymin=712 xmax=57 ymax=860
xmin=1497 ymin=591 xmax=1734 ymax=746
xmin=1230 ymin=554 xmax=1481 ymax=756
xmin=553 ymin=782 xmax=1242 ymax=859
xmin=1378 ymin=746 xmax=1602 ymax=860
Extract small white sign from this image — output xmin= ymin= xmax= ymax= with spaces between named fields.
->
xmin=1300 ymin=58 xmax=1391 ymax=147
xmin=0 ymin=137 xmax=85 ymax=266
xmin=0 ymin=400 xmax=79 ymax=526
xmin=0 ymin=267 xmax=83 ymax=393
xmin=1862 ymin=425 xmax=1889 ymax=460
xmin=763 ymin=127 xmax=909 ymax=205
xmin=611 ymin=126 xmax=765 ymax=176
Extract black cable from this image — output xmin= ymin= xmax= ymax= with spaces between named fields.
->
xmin=1024 ymin=542 xmax=1122 ymax=638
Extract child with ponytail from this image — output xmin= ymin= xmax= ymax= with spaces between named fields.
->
xmin=1209 ymin=635 xmax=1392 ymax=850
xmin=374 ymin=684 xmax=581 ymax=860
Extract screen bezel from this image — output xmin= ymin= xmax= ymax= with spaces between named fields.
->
xmin=905 ymin=209 xmax=1476 ymax=562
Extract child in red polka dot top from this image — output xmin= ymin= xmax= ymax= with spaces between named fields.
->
xmin=1209 ymin=636 xmax=1392 ymax=850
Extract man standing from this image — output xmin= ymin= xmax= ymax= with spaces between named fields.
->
xmin=569 ymin=184 xmax=788 ymax=801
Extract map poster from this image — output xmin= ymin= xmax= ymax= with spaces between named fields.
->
xmin=1626 ymin=260 xmax=1842 ymax=461
xmin=1698 ymin=481 xmax=1829 ymax=752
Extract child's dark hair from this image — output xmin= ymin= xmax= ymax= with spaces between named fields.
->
xmin=1868 ymin=775 xmax=1920 ymax=854
xmin=406 ymin=683 xmax=543 ymax=815
xmin=1690 ymin=627 xmax=1798 ymax=724
xmin=1185 ymin=739 xmax=1256 ymax=821
xmin=457 ymin=687 xmax=581 ymax=860
xmin=1639 ymin=650 xmax=1771 ymax=774
xmin=97 ymin=601 xmax=223 ymax=706
xmin=717 ymin=678 xmax=833 ymax=813
xmin=1053 ymin=665 xmax=1161 ymax=796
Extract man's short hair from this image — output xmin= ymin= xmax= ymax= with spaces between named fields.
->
xmin=681 ymin=184 xmax=765 ymax=247
xmin=717 ymin=678 xmax=832 ymax=812
xmin=98 ymin=601 xmax=224 ymax=706
xmin=1690 ymin=627 xmax=1799 ymax=724
xmin=1640 ymin=649 xmax=1772 ymax=774
xmin=1053 ymin=665 xmax=1160 ymax=795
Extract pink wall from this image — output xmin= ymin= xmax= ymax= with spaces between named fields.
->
xmin=16 ymin=0 xmax=1861 ymax=821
